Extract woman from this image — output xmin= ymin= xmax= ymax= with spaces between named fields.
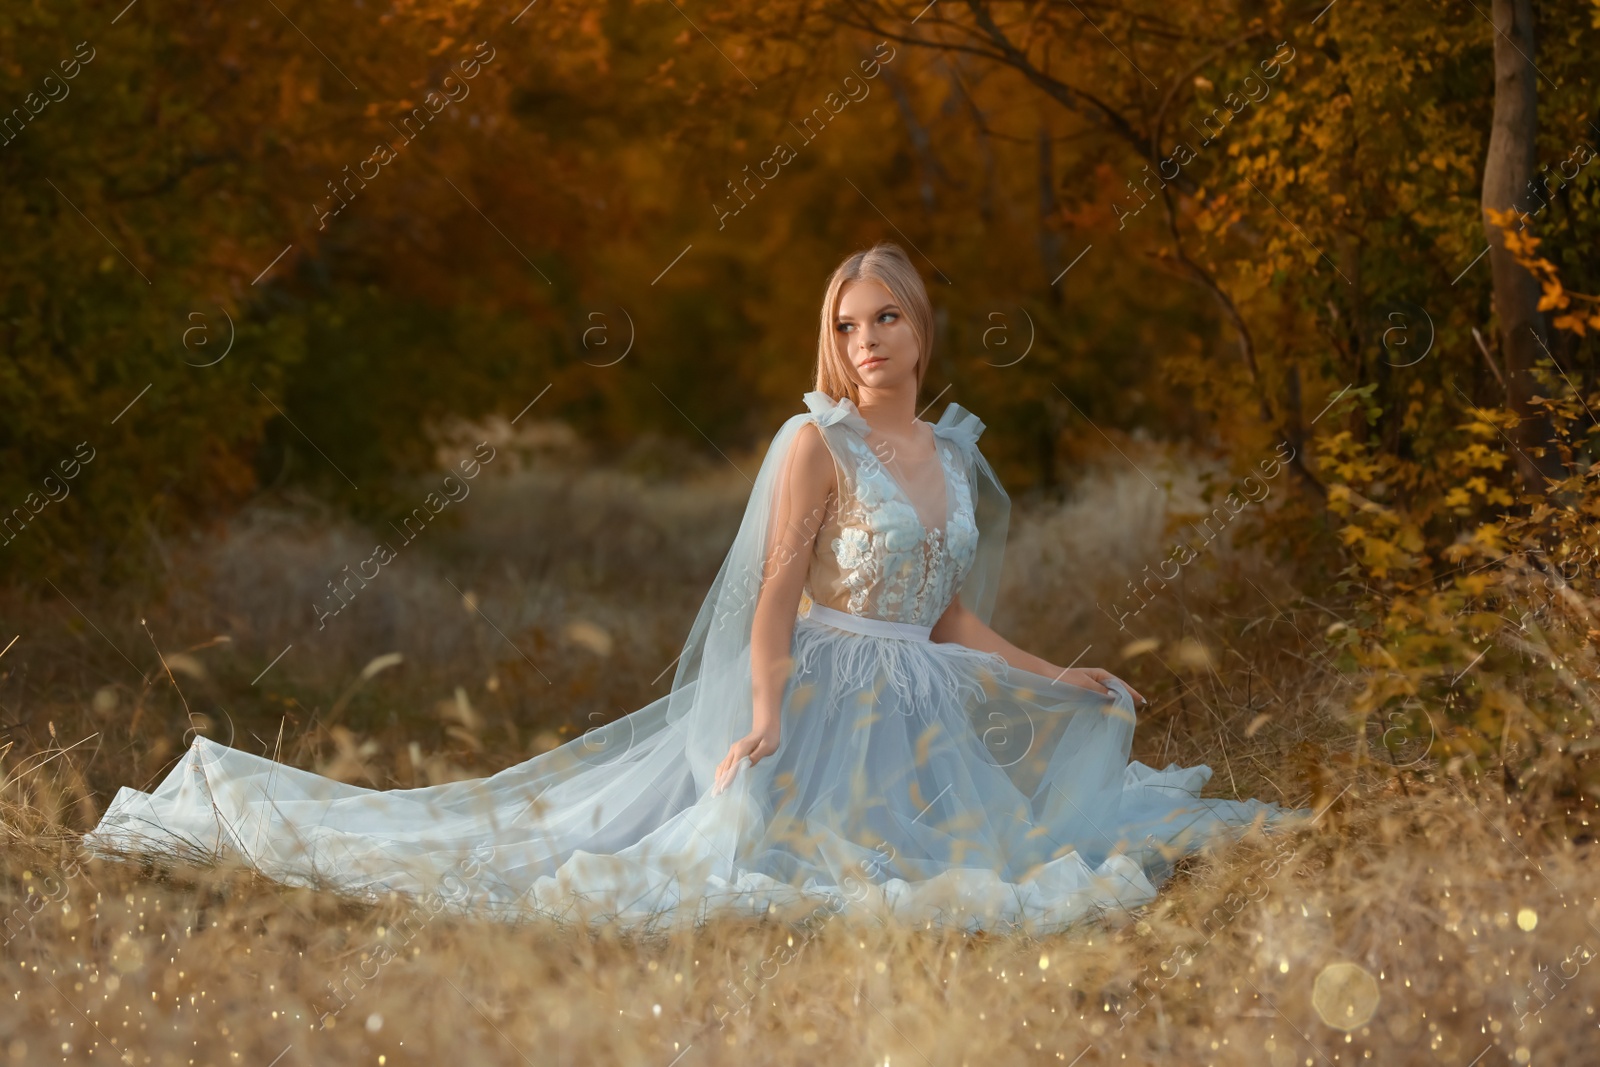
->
xmin=85 ymin=242 xmax=1301 ymax=934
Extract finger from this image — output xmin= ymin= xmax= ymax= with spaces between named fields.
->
xmin=1068 ymin=670 xmax=1107 ymax=696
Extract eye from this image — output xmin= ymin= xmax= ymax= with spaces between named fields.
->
xmin=835 ymin=321 xmax=855 ymax=334
xmin=878 ymin=311 xmax=899 ymax=324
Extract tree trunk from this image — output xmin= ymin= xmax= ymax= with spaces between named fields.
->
xmin=1037 ymin=121 xmax=1063 ymax=308
xmin=1482 ymin=0 xmax=1563 ymax=487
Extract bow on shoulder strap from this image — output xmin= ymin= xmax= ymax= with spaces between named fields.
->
xmin=929 ymin=400 xmax=1009 ymax=628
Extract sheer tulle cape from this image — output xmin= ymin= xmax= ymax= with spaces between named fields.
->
xmin=83 ymin=395 xmax=1305 ymax=934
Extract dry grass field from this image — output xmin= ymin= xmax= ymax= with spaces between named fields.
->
xmin=2 ymin=439 xmax=1594 ymax=1066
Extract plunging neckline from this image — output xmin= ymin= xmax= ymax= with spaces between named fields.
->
xmin=841 ymin=416 xmax=952 ymax=537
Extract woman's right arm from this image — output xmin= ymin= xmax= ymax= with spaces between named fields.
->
xmin=714 ymin=421 xmax=836 ymax=794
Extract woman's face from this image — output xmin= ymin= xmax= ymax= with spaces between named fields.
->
xmin=834 ymin=279 xmax=917 ymax=393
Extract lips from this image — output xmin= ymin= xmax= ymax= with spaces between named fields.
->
xmin=859 ymin=356 xmax=887 ymax=369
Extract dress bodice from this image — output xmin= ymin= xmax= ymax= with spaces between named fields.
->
xmin=800 ymin=392 xmax=981 ymax=629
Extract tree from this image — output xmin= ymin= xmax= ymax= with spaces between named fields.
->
xmin=1481 ymin=0 xmax=1561 ymax=487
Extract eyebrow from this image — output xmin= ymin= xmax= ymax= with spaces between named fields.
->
xmin=836 ymin=303 xmax=900 ymax=321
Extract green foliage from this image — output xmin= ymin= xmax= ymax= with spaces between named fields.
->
xmin=4 ymin=0 xmax=1600 ymax=656
xmin=0 ymin=5 xmax=307 ymax=582
xmin=1327 ymin=336 xmax=1600 ymax=803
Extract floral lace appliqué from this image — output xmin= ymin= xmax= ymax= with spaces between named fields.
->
xmin=831 ymin=526 xmax=877 ymax=614
xmin=816 ymin=432 xmax=979 ymax=628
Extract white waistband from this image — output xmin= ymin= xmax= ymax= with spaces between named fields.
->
xmin=802 ymin=602 xmax=933 ymax=642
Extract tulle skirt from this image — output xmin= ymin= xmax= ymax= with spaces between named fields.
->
xmin=84 ymin=614 xmax=1303 ymax=935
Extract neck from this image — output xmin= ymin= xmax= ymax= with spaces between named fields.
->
xmin=853 ymin=386 xmax=919 ymax=434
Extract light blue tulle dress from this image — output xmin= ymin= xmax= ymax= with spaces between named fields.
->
xmin=85 ymin=391 xmax=1302 ymax=934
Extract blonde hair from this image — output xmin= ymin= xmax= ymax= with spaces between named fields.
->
xmin=813 ymin=242 xmax=933 ymax=405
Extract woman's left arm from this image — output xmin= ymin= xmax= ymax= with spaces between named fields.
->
xmin=930 ymin=595 xmax=1146 ymax=704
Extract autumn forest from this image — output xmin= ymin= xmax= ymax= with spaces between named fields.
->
xmin=4 ymin=0 xmax=1600 ymax=1063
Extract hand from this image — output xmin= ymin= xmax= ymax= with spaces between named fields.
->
xmin=1057 ymin=667 xmax=1146 ymax=705
xmin=713 ymin=725 xmax=780 ymax=796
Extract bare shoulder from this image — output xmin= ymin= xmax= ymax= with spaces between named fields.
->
xmin=789 ymin=420 xmax=837 ymax=492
